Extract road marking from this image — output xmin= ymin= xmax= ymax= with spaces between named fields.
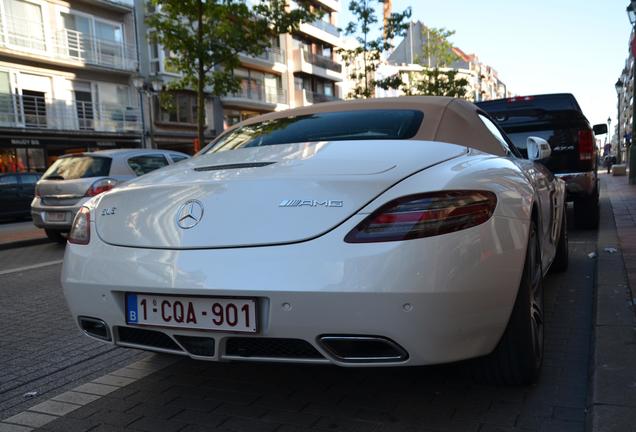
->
xmin=0 ymin=260 xmax=63 ymax=276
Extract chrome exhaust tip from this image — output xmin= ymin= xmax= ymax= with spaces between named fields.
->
xmin=318 ymin=335 xmax=408 ymax=363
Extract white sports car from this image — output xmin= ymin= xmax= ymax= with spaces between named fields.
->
xmin=62 ymin=97 xmax=567 ymax=385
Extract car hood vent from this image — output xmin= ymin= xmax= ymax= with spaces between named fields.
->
xmin=194 ymin=162 xmax=276 ymax=172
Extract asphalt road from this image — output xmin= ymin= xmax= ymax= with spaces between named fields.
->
xmin=0 ymin=208 xmax=599 ymax=431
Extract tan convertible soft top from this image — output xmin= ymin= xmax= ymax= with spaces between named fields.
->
xmin=234 ymin=96 xmax=507 ymax=156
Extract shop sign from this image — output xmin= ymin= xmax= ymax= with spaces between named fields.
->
xmin=10 ymin=138 xmax=40 ymax=145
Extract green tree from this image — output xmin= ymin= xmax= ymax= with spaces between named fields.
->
xmin=339 ymin=0 xmax=411 ymax=99
xmin=147 ymin=0 xmax=318 ymax=149
xmin=402 ymin=26 xmax=469 ymax=98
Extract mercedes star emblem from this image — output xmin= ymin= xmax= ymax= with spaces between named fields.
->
xmin=176 ymin=200 xmax=204 ymax=229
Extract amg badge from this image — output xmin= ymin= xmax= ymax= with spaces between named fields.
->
xmin=279 ymin=199 xmax=344 ymax=208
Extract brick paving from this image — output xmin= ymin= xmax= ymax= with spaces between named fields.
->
xmin=13 ymin=215 xmax=597 ymax=432
xmin=0 ymin=246 xmax=145 ymax=419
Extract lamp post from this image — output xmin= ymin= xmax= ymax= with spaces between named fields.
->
xmin=616 ymin=78 xmax=624 ymax=163
xmin=132 ymin=74 xmax=164 ymax=149
xmin=626 ymin=1 xmax=636 ymax=183
xmin=607 ymin=117 xmax=612 ymax=147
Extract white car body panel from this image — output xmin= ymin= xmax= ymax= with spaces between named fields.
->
xmin=62 ymin=140 xmax=565 ymax=366
xmin=94 ymin=140 xmax=467 ymax=248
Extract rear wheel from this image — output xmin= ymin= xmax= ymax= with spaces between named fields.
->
xmin=550 ymin=206 xmax=568 ymax=273
xmin=45 ymin=229 xmax=67 ymax=244
xmin=475 ymin=222 xmax=544 ymax=385
xmin=574 ymin=189 xmax=599 ymax=230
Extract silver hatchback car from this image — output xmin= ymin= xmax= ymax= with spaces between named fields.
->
xmin=32 ymin=148 xmax=189 ymax=242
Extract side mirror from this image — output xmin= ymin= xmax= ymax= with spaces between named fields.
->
xmin=593 ymin=124 xmax=608 ymax=135
xmin=527 ymin=137 xmax=552 ymax=161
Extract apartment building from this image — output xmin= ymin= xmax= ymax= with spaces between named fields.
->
xmin=137 ymin=0 xmax=343 ymax=154
xmin=0 ymin=0 xmax=141 ymax=173
xmin=387 ymin=21 xmax=509 ymax=102
xmin=616 ymin=28 xmax=634 ymax=162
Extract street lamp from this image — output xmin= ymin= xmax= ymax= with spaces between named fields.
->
xmin=616 ymin=78 xmax=624 ymax=163
xmin=627 ymin=1 xmax=636 ymax=182
xmin=131 ymin=74 xmax=164 ymax=149
xmin=607 ymin=117 xmax=612 ymax=147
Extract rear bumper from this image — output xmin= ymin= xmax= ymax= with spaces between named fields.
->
xmin=62 ymin=214 xmax=530 ymax=367
xmin=31 ymin=197 xmax=90 ymax=231
xmin=555 ymin=171 xmax=597 ymax=199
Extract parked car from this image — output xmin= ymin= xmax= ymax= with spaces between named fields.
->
xmin=62 ymin=97 xmax=567 ymax=385
xmin=0 ymin=172 xmax=41 ymax=220
xmin=32 ymin=149 xmax=189 ymax=242
xmin=476 ymin=94 xmax=607 ymax=229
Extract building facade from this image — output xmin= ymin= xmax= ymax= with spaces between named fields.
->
xmin=386 ymin=21 xmax=509 ymax=102
xmin=0 ymin=0 xmax=142 ymax=173
xmin=616 ymin=28 xmax=634 ymax=162
xmin=136 ymin=0 xmax=344 ymax=154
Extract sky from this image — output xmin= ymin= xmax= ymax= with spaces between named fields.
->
xmin=340 ymin=0 xmax=632 ymax=129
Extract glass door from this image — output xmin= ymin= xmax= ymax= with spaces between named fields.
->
xmin=94 ymin=20 xmax=123 ymax=67
xmin=61 ymin=13 xmax=92 ymax=62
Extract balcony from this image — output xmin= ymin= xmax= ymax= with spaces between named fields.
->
xmin=240 ymin=48 xmax=285 ymax=66
xmin=302 ymin=50 xmax=341 ymax=73
xmin=222 ymin=86 xmax=288 ymax=108
xmin=294 ymin=89 xmax=339 ymax=106
xmin=309 ymin=19 xmax=339 ymax=37
xmin=0 ymin=16 xmax=137 ymax=71
xmin=0 ymin=93 xmax=141 ymax=133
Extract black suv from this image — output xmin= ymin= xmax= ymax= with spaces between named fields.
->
xmin=477 ymin=94 xmax=607 ymax=229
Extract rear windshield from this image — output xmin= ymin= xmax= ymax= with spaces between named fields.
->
xmin=203 ymin=109 xmax=424 ymax=154
xmin=42 ymin=156 xmax=112 ymax=180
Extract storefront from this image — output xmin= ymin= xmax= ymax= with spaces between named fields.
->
xmin=0 ymin=131 xmax=141 ymax=173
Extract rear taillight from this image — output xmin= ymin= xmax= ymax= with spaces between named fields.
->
xmin=85 ymin=178 xmax=117 ymax=197
xmin=68 ymin=207 xmax=90 ymax=245
xmin=345 ymin=191 xmax=497 ymax=243
xmin=578 ymin=129 xmax=594 ymax=161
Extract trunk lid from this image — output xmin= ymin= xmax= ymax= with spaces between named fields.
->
xmin=94 ymin=140 xmax=467 ymax=249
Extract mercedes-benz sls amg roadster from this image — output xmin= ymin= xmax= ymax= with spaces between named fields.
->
xmin=62 ymin=97 xmax=568 ymax=385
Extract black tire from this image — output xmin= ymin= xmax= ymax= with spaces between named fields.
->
xmin=474 ymin=222 xmax=544 ymax=385
xmin=45 ymin=229 xmax=67 ymax=244
xmin=550 ymin=206 xmax=568 ymax=273
xmin=574 ymin=190 xmax=599 ymax=230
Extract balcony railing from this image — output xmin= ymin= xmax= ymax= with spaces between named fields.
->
xmin=301 ymin=49 xmax=342 ymax=73
xmin=242 ymin=47 xmax=285 ymax=64
xmin=0 ymin=93 xmax=141 ymax=132
xmin=225 ymin=86 xmax=287 ymax=105
xmin=0 ymin=15 xmax=137 ymax=71
xmin=295 ymin=89 xmax=339 ymax=106
xmin=309 ymin=19 xmax=340 ymax=37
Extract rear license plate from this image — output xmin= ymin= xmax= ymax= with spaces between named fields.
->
xmin=46 ymin=211 xmax=67 ymax=222
xmin=125 ymin=293 xmax=257 ymax=333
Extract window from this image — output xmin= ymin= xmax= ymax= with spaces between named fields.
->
xmin=21 ymin=173 xmax=40 ymax=184
xmin=127 ymin=155 xmax=169 ymax=176
xmin=0 ymin=174 xmax=17 ymax=186
xmin=73 ymin=81 xmax=94 ymax=130
xmin=158 ymin=92 xmax=198 ymax=124
xmin=22 ymin=90 xmax=46 ymax=128
xmin=0 ymin=71 xmax=14 ymax=125
xmin=170 ymin=155 xmax=188 ymax=163
xmin=43 ymin=156 xmax=111 ymax=180
xmin=206 ymin=110 xmax=424 ymax=154
xmin=479 ymin=114 xmax=512 ymax=155
xmin=3 ymin=0 xmax=46 ymax=51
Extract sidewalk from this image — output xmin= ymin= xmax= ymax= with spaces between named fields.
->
xmin=589 ymin=173 xmax=636 ymax=432
xmin=0 ymin=221 xmax=49 ymax=250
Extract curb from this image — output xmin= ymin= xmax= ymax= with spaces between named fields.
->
xmin=588 ymin=180 xmax=636 ymax=432
xmin=0 ymin=237 xmax=52 ymax=251
xmin=0 ymin=354 xmax=179 ymax=432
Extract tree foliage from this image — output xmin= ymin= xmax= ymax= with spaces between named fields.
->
xmin=402 ymin=26 xmax=469 ymax=99
xmin=146 ymin=0 xmax=318 ymax=147
xmin=338 ymin=0 xmax=411 ymax=99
